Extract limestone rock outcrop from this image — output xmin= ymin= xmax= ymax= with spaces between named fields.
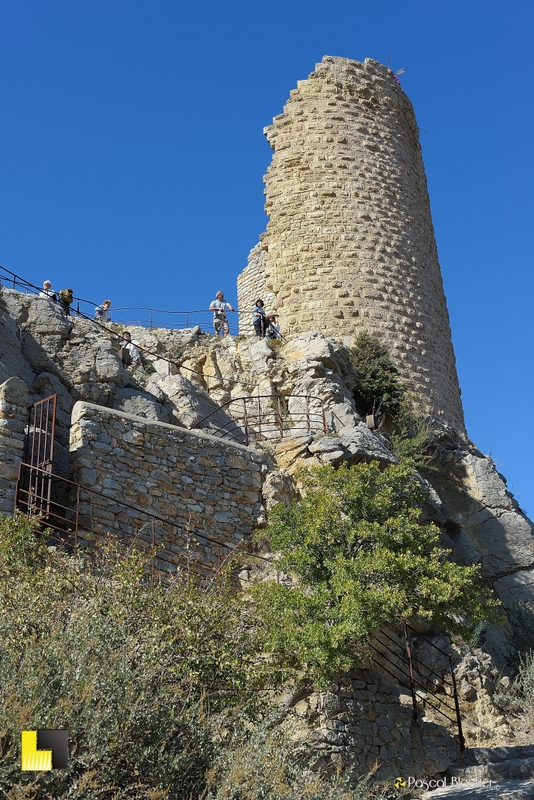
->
xmin=1 ymin=286 xmax=534 ymax=779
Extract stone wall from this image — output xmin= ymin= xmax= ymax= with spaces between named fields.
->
xmin=0 ymin=377 xmax=28 ymax=516
xmin=69 ymin=402 xmax=266 ymax=572
xmin=237 ymin=56 xmax=465 ymax=433
xmin=303 ymin=664 xmax=457 ymax=779
xmin=237 ymin=244 xmax=276 ymax=335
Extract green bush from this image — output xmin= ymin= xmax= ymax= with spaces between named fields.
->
xmin=349 ymin=333 xmax=440 ymax=468
xmin=253 ymin=461 xmax=497 ymax=686
xmin=205 ymin=714 xmax=401 ymax=800
xmin=0 ymin=515 xmax=278 ymax=799
xmin=349 ymin=334 xmax=404 ymax=421
xmin=387 ymin=407 xmax=439 ymax=470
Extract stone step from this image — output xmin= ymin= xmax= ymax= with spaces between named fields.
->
xmin=449 ymin=757 xmax=534 ymax=782
xmin=458 ymin=746 xmax=534 ymax=767
xmin=423 ymin=777 xmax=534 ymax=799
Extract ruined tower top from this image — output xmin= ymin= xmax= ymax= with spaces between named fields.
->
xmin=238 ymin=56 xmax=465 ymax=433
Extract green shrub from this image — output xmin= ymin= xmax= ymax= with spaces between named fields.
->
xmin=0 ymin=515 xmax=278 ymax=799
xmin=387 ymin=407 xmax=439 ymax=470
xmin=349 ymin=333 xmax=440 ymax=468
xmin=253 ymin=462 xmax=497 ymax=686
xmin=205 ymin=714 xmax=401 ymax=800
xmin=349 ymin=334 xmax=404 ymax=421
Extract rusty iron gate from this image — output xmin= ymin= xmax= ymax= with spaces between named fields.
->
xmin=19 ymin=394 xmax=57 ymax=518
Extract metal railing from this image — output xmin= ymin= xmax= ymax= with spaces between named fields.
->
xmin=368 ymin=621 xmax=465 ymax=751
xmin=191 ymin=394 xmax=328 ymax=446
xmin=110 ymin=306 xmax=240 ymax=334
xmin=0 ymin=266 xmax=244 ymax=334
xmin=14 ymin=462 xmax=268 ymax=584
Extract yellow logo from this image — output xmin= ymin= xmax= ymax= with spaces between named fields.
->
xmin=395 ymin=777 xmax=407 ymax=788
xmin=21 ymin=730 xmax=68 ymax=771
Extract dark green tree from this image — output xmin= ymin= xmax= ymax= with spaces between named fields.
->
xmin=349 ymin=332 xmax=404 ymax=420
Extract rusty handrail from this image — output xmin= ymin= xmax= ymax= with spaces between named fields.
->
xmin=368 ymin=623 xmax=465 ymax=751
xmin=190 ymin=393 xmax=329 ymax=445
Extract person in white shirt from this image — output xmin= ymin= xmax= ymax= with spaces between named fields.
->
xmin=39 ymin=280 xmax=57 ymax=302
xmin=120 ymin=331 xmax=145 ymax=371
xmin=209 ymin=291 xmax=235 ymax=337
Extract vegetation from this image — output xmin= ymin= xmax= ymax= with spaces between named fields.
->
xmin=349 ymin=333 xmax=404 ymax=421
xmin=349 ymin=332 xmax=439 ymax=469
xmin=387 ymin=406 xmax=440 ymax=470
xmin=0 ymin=515 xmax=278 ymax=799
xmin=493 ymin=602 xmax=534 ymax=721
xmin=253 ymin=461 xmax=497 ymax=685
xmin=205 ymin=715 xmax=402 ymax=800
xmin=0 ymin=459 xmax=498 ymax=796
xmin=0 ymin=512 xmax=419 ymax=799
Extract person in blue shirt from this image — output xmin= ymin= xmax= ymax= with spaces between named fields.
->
xmin=252 ymin=299 xmax=267 ymax=337
xmin=94 ymin=299 xmax=111 ymax=322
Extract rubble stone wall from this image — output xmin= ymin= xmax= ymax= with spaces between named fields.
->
xmin=69 ymin=402 xmax=266 ymax=571
xmin=305 ymin=665 xmax=457 ymax=779
xmin=0 ymin=378 xmax=28 ymax=516
xmin=237 ymin=244 xmax=276 ymax=335
xmin=238 ymin=56 xmax=465 ymax=433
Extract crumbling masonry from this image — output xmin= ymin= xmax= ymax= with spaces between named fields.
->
xmin=238 ymin=56 xmax=465 ymax=433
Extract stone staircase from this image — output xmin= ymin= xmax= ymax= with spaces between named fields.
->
xmin=423 ymin=745 xmax=534 ymax=799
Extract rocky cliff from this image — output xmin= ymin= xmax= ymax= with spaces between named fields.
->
xmin=1 ymin=285 xmax=534 ymax=775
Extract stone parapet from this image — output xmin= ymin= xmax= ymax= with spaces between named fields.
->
xmin=69 ymin=402 xmax=267 ymax=571
xmin=0 ymin=377 xmax=28 ymax=515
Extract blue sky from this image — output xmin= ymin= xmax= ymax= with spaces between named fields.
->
xmin=1 ymin=1 xmax=532 ymax=515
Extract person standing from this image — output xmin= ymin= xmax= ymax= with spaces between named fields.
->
xmin=252 ymin=299 xmax=267 ymax=337
xmin=120 ymin=331 xmax=145 ymax=372
xmin=39 ymin=280 xmax=57 ymax=302
xmin=94 ymin=300 xmax=111 ymax=322
xmin=209 ymin=291 xmax=235 ymax=337
xmin=265 ymin=312 xmax=281 ymax=339
xmin=58 ymin=288 xmax=74 ymax=316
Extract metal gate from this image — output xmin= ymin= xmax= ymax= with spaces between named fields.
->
xmin=17 ymin=394 xmax=57 ymax=518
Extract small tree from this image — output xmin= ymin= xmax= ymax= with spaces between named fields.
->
xmin=349 ymin=332 xmax=404 ymax=420
xmin=253 ymin=461 xmax=498 ymax=685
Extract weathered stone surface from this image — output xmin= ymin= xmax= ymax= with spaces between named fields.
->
xmin=69 ymin=402 xmax=267 ymax=571
xmin=0 ymin=377 xmax=28 ymax=515
xmin=237 ymin=56 xmax=465 ymax=433
xmin=429 ymin=442 xmax=534 ymax=609
xmin=111 ymin=388 xmax=170 ymax=423
xmin=493 ymin=569 xmax=534 ymax=610
xmin=262 ymin=470 xmax=296 ymax=510
xmin=147 ymin=374 xmax=238 ymax=434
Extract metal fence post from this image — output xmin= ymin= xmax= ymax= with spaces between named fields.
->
xmin=257 ymin=392 xmax=262 ymax=441
xmin=404 ymin=622 xmax=419 ymax=720
xmin=151 ymin=519 xmax=156 ymax=583
xmin=243 ymin=398 xmax=249 ymax=447
xmin=448 ymin=653 xmax=466 ymax=751
xmin=277 ymin=395 xmax=283 ymax=438
xmin=75 ymin=484 xmax=80 ymax=556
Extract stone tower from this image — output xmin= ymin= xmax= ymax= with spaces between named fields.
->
xmin=238 ymin=56 xmax=465 ymax=433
